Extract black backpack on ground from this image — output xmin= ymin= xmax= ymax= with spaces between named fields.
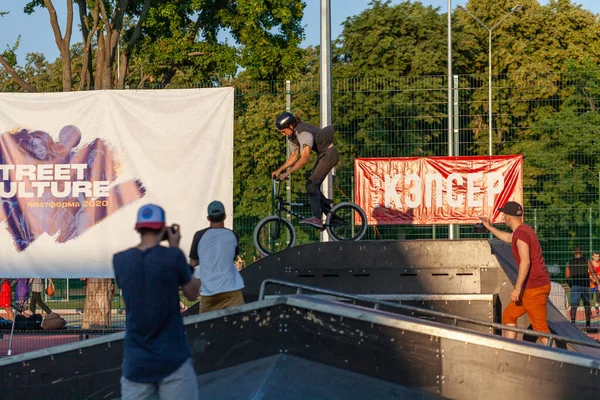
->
xmin=14 ymin=313 xmax=43 ymax=330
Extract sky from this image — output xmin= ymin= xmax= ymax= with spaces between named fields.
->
xmin=0 ymin=0 xmax=599 ymax=64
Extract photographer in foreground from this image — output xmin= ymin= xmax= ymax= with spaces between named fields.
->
xmin=113 ymin=204 xmax=200 ymax=400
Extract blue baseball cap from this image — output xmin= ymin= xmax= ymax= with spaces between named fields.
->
xmin=207 ymin=200 xmax=225 ymax=216
xmin=135 ymin=204 xmax=166 ymax=230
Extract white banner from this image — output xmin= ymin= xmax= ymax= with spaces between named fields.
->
xmin=0 ymin=88 xmax=234 ymax=278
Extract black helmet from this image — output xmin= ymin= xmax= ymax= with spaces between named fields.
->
xmin=275 ymin=112 xmax=297 ymax=130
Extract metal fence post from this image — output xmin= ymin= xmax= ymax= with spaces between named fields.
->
xmin=286 ymin=80 xmax=292 ymax=206
xmin=590 ymin=207 xmax=593 ymax=257
xmin=453 ymin=74 xmax=460 ymax=239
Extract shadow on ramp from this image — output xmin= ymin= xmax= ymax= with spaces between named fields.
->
xmin=197 ymin=354 xmax=441 ymax=400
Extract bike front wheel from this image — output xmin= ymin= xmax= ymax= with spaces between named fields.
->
xmin=326 ymin=202 xmax=368 ymax=241
xmin=253 ymin=216 xmax=296 ymax=256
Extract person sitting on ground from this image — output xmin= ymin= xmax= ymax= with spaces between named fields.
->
xmin=189 ymin=201 xmax=245 ymax=313
xmin=271 ymin=112 xmax=339 ymax=229
xmin=13 ymin=309 xmax=43 ymax=330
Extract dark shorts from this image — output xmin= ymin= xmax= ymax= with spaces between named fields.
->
xmin=570 ymin=285 xmax=592 ymax=306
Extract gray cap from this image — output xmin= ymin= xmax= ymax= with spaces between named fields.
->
xmin=207 ymin=200 xmax=225 ymax=216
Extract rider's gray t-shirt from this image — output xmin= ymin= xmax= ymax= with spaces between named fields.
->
xmin=288 ymin=131 xmax=314 ymax=154
xmin=287 ymin=122 xmax=334 ymax=155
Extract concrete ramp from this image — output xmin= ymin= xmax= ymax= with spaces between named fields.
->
xmin=2 ymin=294 xmax=599 ymax=400
xmin=242 ymin=239 xmax=506 ymax=301
xmin=242 ymin=239 xmax=600 ymax=355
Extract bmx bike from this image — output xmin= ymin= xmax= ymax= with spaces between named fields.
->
xmin=253 ymin=179 xmax=368 ymax=256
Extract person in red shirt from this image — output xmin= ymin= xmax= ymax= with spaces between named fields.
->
xmin=480 ymin=201 xmax=551 ymax=345
xmin=0 ymin=279 xmax=14 ymax=321
xmin=589 ymin=251 xmax=600 ymax=315
xmin=566 ymin=246 xmax=600 ymax=331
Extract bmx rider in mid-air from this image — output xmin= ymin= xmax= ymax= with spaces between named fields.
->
xmin=271 ymin=112 xmax=339 ymax=229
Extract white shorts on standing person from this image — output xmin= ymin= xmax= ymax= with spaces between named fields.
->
xmin=113 ymin=204 xmax=200 ymax=400
xmin=189 ymin=200 xmax=245 ymax=313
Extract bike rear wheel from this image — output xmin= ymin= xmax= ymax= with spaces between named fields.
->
xmin=326 ymin=202 xmax=368 ymax=241
xmin=253 ymin=216 xmax=296 ymax=256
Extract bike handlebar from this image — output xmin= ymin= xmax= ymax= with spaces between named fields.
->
xmin=272 ymin=178 xmax=282 ymax=198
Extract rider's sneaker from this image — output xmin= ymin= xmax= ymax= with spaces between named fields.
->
xmin=300 ymin=217 xmax=323 ymax=229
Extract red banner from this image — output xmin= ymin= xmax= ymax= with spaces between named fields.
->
xmin=354 ymin=155 xmax=523 ymax=225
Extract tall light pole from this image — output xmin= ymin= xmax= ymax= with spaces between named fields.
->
xmin=448 ymin=0 xmax=454 ymax=239
xmin=457 ymin=5 xmax=522 ymax=156
xmin=448 ymin=0 xmax=453 ymax=159
xmin=320 ymin=0 xmax=332 ymax=242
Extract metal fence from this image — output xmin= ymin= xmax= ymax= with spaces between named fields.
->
xmin=233 ymin=71 xmax=600 ymax=273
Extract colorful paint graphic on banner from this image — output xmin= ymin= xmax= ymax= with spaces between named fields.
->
xmin=0 ymin=126 xmax=145 ymax=251
xmin=354 ymin=155 xmax=523 ymax=225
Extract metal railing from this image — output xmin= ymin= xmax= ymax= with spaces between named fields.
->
xmin=258 ymin=278 xmax=600 ymax=350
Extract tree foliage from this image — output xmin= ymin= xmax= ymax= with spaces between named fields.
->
xmin=2 ymin=0 xmax=306 ymax=91
xmin=332 ymin=1 xmax=464 ymax=159
xmin=508 ymin=60 xmax=600 ymax=246
xmin=456 ymin=0 xmax=600 ymax=153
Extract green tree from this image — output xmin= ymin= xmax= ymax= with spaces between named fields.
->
xmin=23 ymin=0 xmax=75 ymax=91
xmin=125 ymin=0 xmax=239 ymax=87
xmin=332 ymin=0 xmax=463 ymax=162
xmin=457 ymin=0 xmax=600 ymax=154
xmin=0 ymin=11 xmax=37 ymax=92
xmin=510 ymin=60 xmax=600 ymax=243
xmin=219 ymin=0 xmax=305 ymax=80
xmin=3 ymin=0 xmax=306 ymax=91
